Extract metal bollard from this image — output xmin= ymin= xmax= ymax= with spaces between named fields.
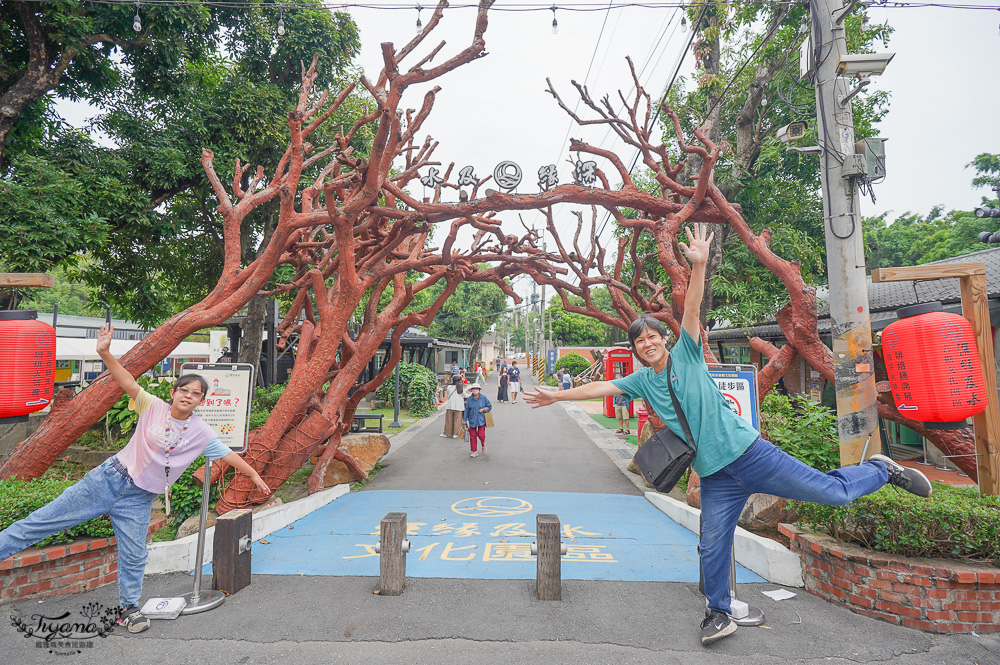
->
xmin=376 ymin=512 xmax=411 ymax=596
xmin=531 ymin=514 xmax=566 ymax=601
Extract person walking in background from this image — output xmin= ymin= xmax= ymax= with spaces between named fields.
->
xmin=497 ymin=363 xmax=509 ymax=403
xmin=462 ymin=383 xmax=492 ymax=457
xmin=507 ymin=360 xmax=521 ymax=404
xmin=523 ymin=223 xmax=932 ymax=647
xmin=613 ymin=374 xmax=631 ymax=434
xmin=561 ymin=368 xmax=572 ymax=391
xmin=451 ymin=361 xmax=461 ymax=376
xmin=439 ymin=375 xmax=466 ymax=439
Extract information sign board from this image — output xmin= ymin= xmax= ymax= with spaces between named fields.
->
xmin=707 ymin=364 xmax=760 ymax=431
xmin=547 ymin=349 xmax=557 ymax=374
xmin=179 ymin=363 xmax=255 ymax=453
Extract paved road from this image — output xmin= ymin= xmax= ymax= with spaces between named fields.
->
xmin=2 ymin=374 xmax=998 ymax=664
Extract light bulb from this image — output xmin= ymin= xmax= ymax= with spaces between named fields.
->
xmin=550 ymin=6 xmax=558 ymax=34
xmin=133 ymin=12 xmax=141 ymax=32
xmin=761 ymin=96 xmax=767 ymax=107
xmin=861 ymin=15 xmax=869 ymax=30
xmin=681 ymin=15 xmax=688 ymax=32
xmin=278 ymin=15 xmax=285 ymax=36
xmin=416 ymin=4 xmax=423 ymax=33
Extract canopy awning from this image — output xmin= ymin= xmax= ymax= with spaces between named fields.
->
xmin=56 ymin=337 xmax=211 ymax=362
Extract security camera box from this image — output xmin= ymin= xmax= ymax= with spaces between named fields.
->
xmin=140 ymin=597 xmax=187 ymax=620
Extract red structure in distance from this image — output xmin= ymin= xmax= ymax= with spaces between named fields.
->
xmin=603 ymin=347 xmax=634 ymax=418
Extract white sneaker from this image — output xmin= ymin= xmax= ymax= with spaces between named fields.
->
xmin=452 ymin=435 xmax=460 ymax=439
xmin=470 ymin=451 xmax=479 ymax=458
xmin=439 ymin=434 xmax=448 ymax=438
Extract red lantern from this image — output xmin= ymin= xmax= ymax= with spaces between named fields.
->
xmin=881 ymin=302 xmax=986 ymax=429
xmin=0 ymin=311 xmax=57 ymax=420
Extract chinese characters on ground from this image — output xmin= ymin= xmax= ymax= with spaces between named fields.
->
xmin=342 ymin=497 xmax=617 ymax=564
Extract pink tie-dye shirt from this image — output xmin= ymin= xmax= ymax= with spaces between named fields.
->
xmin=114 ymin=388 xmax=230 ymax=494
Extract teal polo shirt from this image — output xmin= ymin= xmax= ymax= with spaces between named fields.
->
xmin=611 ymin=329 xmax=759 ymax=478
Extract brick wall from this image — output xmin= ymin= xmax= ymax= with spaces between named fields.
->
xmin=780 ymin=523 xmax=1000 ymax=634
xmin=0 ymin=518 xmax=167 ymax=604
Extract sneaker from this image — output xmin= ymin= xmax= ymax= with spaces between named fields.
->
xmin=452 ymin=435 xmax=460 ymax=439
xmin=869 ymin=454 xmax=932 ymax=498
xmin=439 ymin=434 xmax=448 ymax=438
xmin=470 ymin=451 xmax=479 ymax=458
xmin=700 ymin=610 xmax=736 ymax=646
xmin=117 ymin=607 xmax=150 ymax=634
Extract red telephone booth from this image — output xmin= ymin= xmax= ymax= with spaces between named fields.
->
xmin=603 ymin=347 xmax=634 ymax=418
xmin=0 ymin=311 xmax=56 ymax=420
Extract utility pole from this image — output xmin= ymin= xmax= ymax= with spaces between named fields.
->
xmin=541 ymin=238 xmax=547 ymax=374
xmin=810 ymin=0 xmax=880 ymax=464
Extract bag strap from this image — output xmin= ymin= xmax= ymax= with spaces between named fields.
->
xmin=665 ymin=356 xmax=697 ymax=452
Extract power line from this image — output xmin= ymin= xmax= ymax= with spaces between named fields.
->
xmin=29 ymin=0 xmax=1000 ymax=10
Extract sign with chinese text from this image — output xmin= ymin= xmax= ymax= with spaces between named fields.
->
xmin=179 ymin=362 xmax=255 ymax=452
xmin=707 ymin=364 xmax=760 ymax=431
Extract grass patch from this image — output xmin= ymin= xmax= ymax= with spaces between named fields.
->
xmin=588 ymin=413 xmax=638 ymax=446
xmin=151 ymin=522 xmax=180 ymax=542
xmin=275 ymin=463 xmax=316 ymax=503
xmin=361 ymin=407 xmax=420 ymax=437
xmin=351 ymin=463 xmax=383 ymax=491
xmin=38 ymin=458 xmax=92 ymax=482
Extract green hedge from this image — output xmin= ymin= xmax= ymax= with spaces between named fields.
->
xmin=375 ymin=362 xmax=438 ymax=417
xmin=0 ymin=479 xmax=114 ymax=546
xmin=792 ymin=483 xmax=1000 ymax=565
xmin=760 ymin=393 xmax=840 ymax=472
xmin=554 ymin=353 xmax=592 ymax=377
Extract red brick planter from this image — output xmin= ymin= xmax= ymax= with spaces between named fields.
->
xmin=0 ymin=518 xmax=167 ymax=604
xmin=779 ymin=523 xmax=1000 ymax=634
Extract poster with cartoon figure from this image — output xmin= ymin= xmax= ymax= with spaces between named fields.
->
xmin=179 ymin=363 xmax=255 ymax=452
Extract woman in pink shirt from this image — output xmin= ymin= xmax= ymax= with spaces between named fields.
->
xmin=0 ymin=324 xmax=270 ymax=633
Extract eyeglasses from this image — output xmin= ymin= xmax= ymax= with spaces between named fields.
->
xmin=175 ymin=387 xmax=204 ymax=398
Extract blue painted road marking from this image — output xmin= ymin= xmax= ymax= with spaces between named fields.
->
xmin=232 ymin=490 xmax=765 ymax=583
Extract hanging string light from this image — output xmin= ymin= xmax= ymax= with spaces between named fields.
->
xmin=415 ymin=4 xmax=423 ymax=32
xmin=861 ymin=13 xmax=870 ymax=29
xmin=680 ymin=3 xmax=688 ymax=31
xmin=132 ymin=2 xmax=142 ymax=32
xmin=278 ymin=9 xmax=286 ymax=35
xmin=550 ymin=5 xmax=558 ymax=34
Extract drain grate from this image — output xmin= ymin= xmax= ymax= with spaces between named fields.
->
xmin=584 ymin=422 xmax=603 ymax=431
xmin=610 ymin=448 xmax=634 ymax=459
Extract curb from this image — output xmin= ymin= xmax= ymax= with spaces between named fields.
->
xmin=145 ymin=484 xmax=350 ymax=574
xmin=556 ymin=398 xmax=805 ymax=588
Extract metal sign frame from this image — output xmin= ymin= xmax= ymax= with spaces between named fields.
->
xmin=179 ymin=362 xmax=255 ymax=453
xmin=707 ymin=363 xmax=760 ymax=431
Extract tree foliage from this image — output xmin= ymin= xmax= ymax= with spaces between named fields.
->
xmin=1 ymin=1 xmax=363 ymax=326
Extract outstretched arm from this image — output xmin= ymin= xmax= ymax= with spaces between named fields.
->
xmin=96 ymin=323 xmax=141 ymax=400
xmin=679 ymin=223 xmax=714 ymax=341
xmin=523 ymin=380 xmax=623 ymax=408
xmin=221 ymin=451 xmax=271 ymax=495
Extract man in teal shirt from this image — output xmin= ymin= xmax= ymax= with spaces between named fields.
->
xmin=525 ymin=223 xmax=931 ymax=646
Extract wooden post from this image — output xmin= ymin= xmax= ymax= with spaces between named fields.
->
xmin=872 ymin=264 xmax=1000 ymax=495
xmin=535 ymin=514 xmax=562 ymax=601
xmin=378 ymin=512 xmax=407 ymax=596
xmin=0 ymin=273 xmax=55 ymax=288
xmin=212 ymin=508 xmax=253 ymax=595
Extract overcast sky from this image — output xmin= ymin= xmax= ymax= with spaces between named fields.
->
xmin=341 ymin=1 xmax=1000 ymax=298
xmin=56 ymin=2 xmax=1000 ymax=302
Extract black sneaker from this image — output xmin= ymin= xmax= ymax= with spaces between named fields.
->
xmin=869 ymin=454 xmax=932 ymax=498
xmin=700 ymin=610 xmax=737 ymax=646
xmin=117 ymin=607 xmax=150 ymax=634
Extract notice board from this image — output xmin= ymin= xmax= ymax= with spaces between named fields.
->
xmin=179 ymin=362 xmax=255 ymax=453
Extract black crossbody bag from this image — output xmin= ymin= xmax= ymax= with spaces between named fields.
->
xmin=633 ymin=357 xmax=697 ymax=493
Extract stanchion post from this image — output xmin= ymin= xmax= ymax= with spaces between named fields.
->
xmin=181 ymin=458 xmax=226 ymax=613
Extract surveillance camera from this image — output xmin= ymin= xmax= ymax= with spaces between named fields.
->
xmin=777 ymin=120 xmax=809 ymax=143
xmin=835 ymin=53 xmax=895 ymax=78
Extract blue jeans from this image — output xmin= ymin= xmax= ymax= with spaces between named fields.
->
xmin=699 ymin=436 xmax=889 ymax=615
xmin=0 ymin=457 xmax=157 ymax=608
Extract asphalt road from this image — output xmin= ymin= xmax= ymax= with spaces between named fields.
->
xmin=2 ymin=374 xmax=998 ymax=664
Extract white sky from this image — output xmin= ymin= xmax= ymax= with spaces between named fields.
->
xmin=56 ymin=2 xmax=1000 ymax=303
